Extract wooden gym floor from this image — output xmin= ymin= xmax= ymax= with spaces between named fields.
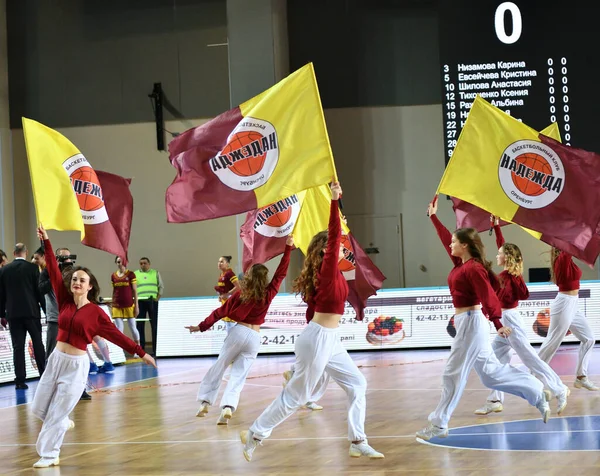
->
xmin=1 ymin=345 xmax=600 ymax=475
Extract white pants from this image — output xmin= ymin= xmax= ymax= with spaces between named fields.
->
xmin=429 ymin=310 xmax=544 ymax=429
xmin=114 ymin=318 xmax=140 ymax=342
xmin=289 ymin=363 xmax=330 ymax=403
xmin=197 ymin=324 xmax=261 ymax=411
xmin=487 ymin=309 xmax=567 ymax=403
xmin=538 ymin=293 xmax=595 ymax=377
xmin=250 ymin=321 xmax=367 ymax=441
xmin=31 ymin=350 xmax=89 ymax=458
xmin=223 ymin=320 xmax=237 ymax=334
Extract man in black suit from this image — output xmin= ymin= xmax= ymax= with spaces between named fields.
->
xmin=0 ymin=243 xmax=46 ymax=389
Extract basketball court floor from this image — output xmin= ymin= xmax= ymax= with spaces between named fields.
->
xmin=1 ymin=344 xmax=599 ymax=475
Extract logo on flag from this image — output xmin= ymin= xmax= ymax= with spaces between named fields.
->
xmin=339 ymin=234 xmax=356 ymax=275
xmin=498 ymin=140 xmax=565 ymax=209
xmin=63 ymin=154 xmax=109 ymax=225
xmin=253 ymin=195 xmax=301 ymax=238
xmin=210 ymin=117 xmax=279 ymax=191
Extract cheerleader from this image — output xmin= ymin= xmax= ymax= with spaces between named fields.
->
xmin=31 ymin=225 xmax=156 ymax=468
xmin=416 ymin=198 xmax=551 ymax=441
xmin=111 ymin=257 xmax=141 ymax=349
xmin=185 ymin=237 xmax=293 ymax=425
xmin=537 ymin=247 xmax=598 ymax=390
xmin=215 ymin=255 xmax=241 ymax=333
xmin=241 ymin=182 xmax=384 ymax=461
xmin=474 ymin=220 xmax=569 ymax=415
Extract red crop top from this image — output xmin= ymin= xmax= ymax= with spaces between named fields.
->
xmin=44 ymin=239 xmax=145 ymax=357
xmin=198 ymin=245 xmax=292 ymax=331
xmin=493 ymin=225 xmax=530 ymax=308
xmin=431 ymin=215 xmax=503 ymax=330
xmin=554 ymin=251 xmax=582 ymax=292
xmin=305 ymin=199 xmax=349 ymax=322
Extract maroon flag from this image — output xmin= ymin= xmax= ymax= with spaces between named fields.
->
xmin=82 ymin=170 xmax=133 ymax=265
xmin=451 ymin=197 xmax=600 ymax=267
xmin=451 ymin=197 xmax=509 ymax=232
xmin=340 ymin=233 xmax=386 ymax=321
xmin=240 ymin=195 xmax=301 ymax=272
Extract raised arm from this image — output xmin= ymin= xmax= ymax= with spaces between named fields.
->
xmin=493 ymin=216 xmax=505 ymax=248
xmin=38 ymin=226 xmax=71 ymax=309
xmin=265 ymin=242 xmax=293 ymax=302
xmin=428 ymin=197 xmax=461 ymax=266
xmin=320 ymin=186 xmax=343 ymax=282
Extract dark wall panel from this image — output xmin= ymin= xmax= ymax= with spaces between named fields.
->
xmin=287 ymin=0 xmax=441 ymax=108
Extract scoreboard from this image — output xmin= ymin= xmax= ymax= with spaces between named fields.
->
xmin=439 ymin=1 xmax=599 ymax=162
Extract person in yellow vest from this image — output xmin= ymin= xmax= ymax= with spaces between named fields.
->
xmin=215 ymin=255 xmax=241 ymax=334
xmin=135 ymin=257 xmax=164 ymax=356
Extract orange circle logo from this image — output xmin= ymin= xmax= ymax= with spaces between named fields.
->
xmin=339 ymin=235 xmax=356 ymax=273
xmin=254 ymin=195 xmax=300 ymax=238
xmin=211 ymin=118 xmax=279 ymax=191
xmin=63 ymin=154 xmax=108 ymax=225
xmin=498 ymin=140 xmax=564 ymax=210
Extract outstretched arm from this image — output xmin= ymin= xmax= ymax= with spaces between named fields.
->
xmin=265 ymin=239 xmax=294 ymax=302
xmin=428 ymin=197 xmax=461 ymax=267
xmin=38 ymin=225 xmax=71 ymax=309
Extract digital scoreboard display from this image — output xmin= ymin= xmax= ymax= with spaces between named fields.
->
xmin=439 ymin=1 xmax=599 ymax=163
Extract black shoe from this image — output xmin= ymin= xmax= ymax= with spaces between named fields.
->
xmin=80 ymin=390 xmax=92 ymax=401
xmin=15 ymin=383 xmax=28 ymax=390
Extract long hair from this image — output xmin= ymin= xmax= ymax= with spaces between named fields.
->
xmin=239 ymin=264 xmax=269 ymax=303
xmin=454 ymin=228 xmax=495 ymax=276
xmin=550 ymin=247 xmax=561 ymax=283
xmin=292 ymin=231 xmax=329 ymax=303
xmin=63 ymin=266 xmax=101 ymax=304
xmin=502 ymin=243 xmax=524 ymax=276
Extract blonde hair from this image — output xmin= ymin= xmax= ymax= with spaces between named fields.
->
xmin=239 ymin=264 xmax=269 ymax=302
xmin=292 ymin=231 xmax=328 ymax=303
xmin=502 ymin=243 xmax=524 ymax=276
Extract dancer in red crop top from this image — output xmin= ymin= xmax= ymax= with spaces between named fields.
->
xmin=30 ymin=225 xmax=156 ymax=469
xmin=241 ymin=182 xmax=384 ymax=462
xmin=416 ymin=198 xmax=551 ymax=441
xmin=474 ymin=219 xmax=569 ymax=416
xmin=537 ymin=247 xmax=598 ymax=391
xmin=185 ymin=237 xmax=293 ymax=425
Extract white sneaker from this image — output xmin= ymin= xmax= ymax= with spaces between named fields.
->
xmin=240 ymin=430 xmax=262 ymax=462
xmin=474 ymin=401 xmax=503 ymax=415
xmin=349 ymin=440 xmax=384 ymax=459
xmin=196 ymin=402 xmax=209 ymax=417
xmin=574 ymin=377 xmax=599 ymax=391
xmin=557 ymin=387 xmax=570 ymax=415
xmin=33 ymin=457 xmax=60 ymax=468
xmin=282 ymin=370 xmax=293 ymax=388
xmin=536 ymin=389 xmax=551 ymax=423
xmin=416 ymin=424 xmax=449 ymax=441
xmin=305 ymin=402 xmax=323 ymax=411
xmin=217 ymin=407 xmax=232 ymax=425
xmin=67 ymin=419 xmax=75 ymax=431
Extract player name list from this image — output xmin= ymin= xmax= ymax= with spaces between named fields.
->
xmin=442 ymin=58 xmax=572 ymax=161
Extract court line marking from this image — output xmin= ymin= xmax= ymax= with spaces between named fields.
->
xmin=0 ymin=434 xmax=416 ymax=448
xmin=417 ymin=437 xmax=600 ymax=453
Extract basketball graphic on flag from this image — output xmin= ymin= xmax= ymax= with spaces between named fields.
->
xmin=222 ymin=131 xmax=267 ymax=177
xmin=63 ymin=153 xmax=109 ymax=225
xmin=70 ymin=166 xmax=104 ymax=211
xmin=211 ymin=117 xmax=280 ymax=192
xmin=254 ymin=195 xmax=300 ymax=238
xmin=264 ymin=206 xmax=292 ymax=228
xmin=498 ymin=140 xmax=565 ymax=210
xmin=512 ymin=153 xmax=553 ymax=197
xmin=339 ymin=235 xmax=356 ymax=273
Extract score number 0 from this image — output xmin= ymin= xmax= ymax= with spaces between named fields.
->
xmin=495 ymin=2 xmax=522 ymax=45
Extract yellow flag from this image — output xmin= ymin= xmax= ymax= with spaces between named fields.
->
xmin=438 ymin=96 xmax=571 ymax=235
xmin=293 ymin=184 xmax=349 ymax=254
xmin=23 ymin=118 xmax=85 ymax=238
xmin=166 ymin=63 xmax=337 ymax=223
